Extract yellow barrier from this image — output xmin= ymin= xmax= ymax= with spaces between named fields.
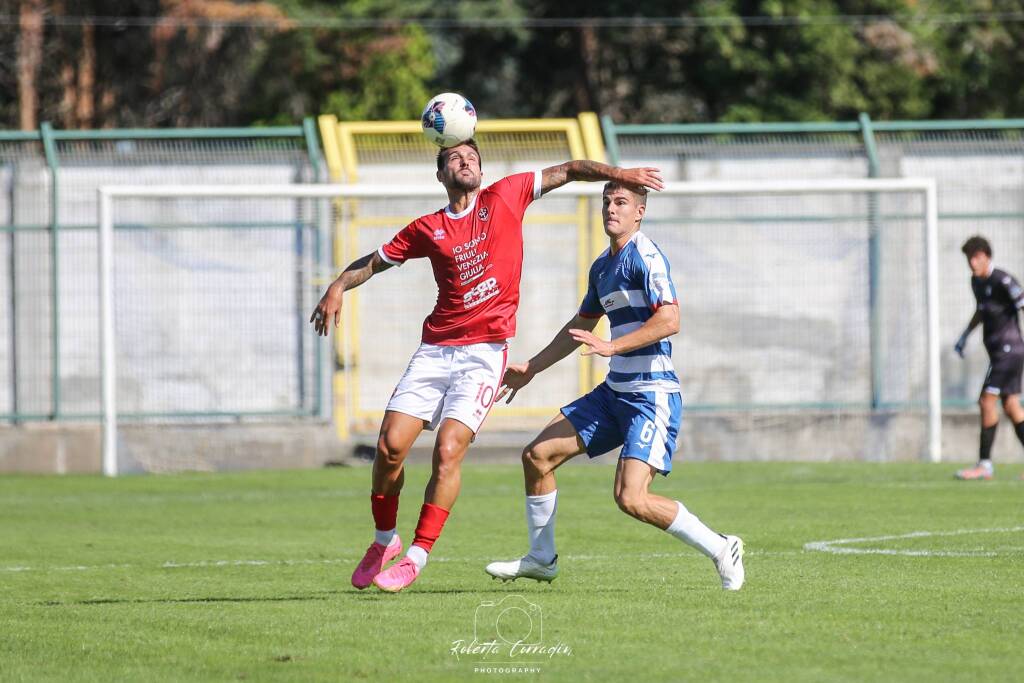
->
xmin=317 ymin=114 xmax=607 ymax=436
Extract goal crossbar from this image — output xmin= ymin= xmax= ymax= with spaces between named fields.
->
xmin=98 ymin=177 xmax=940 ymax=475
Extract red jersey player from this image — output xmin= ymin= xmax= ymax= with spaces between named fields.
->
xmin=311 ymin=139 xmax=663 ymax=592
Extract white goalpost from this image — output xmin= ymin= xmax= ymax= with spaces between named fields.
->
xmin=98 ymin=178 xmax=940 ymax=476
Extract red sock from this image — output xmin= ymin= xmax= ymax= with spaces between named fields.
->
xmin=411 ymin=503 xmax=450 ymax=553
xmin=370 ymin=493 xmax=399 ymax=531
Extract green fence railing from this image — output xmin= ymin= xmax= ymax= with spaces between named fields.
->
xmin=602 ymin=114 xmax=1024 ymax=411
xmin=0 ymin=120 xmax=324 ymax=422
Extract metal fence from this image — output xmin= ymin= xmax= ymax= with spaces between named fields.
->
xmin=7 ymin=114 xmax=1024 ymax=428
xmin=603 ymin=115 xmax=1024 ymax=409
xmin=316 ymin=114 xmax=608 ymax=435
xmin=0 ymin=120 xmax=323 ymax=422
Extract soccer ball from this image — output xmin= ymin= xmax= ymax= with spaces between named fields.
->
xmin=421 ymin=92 xmax=477 ymax=148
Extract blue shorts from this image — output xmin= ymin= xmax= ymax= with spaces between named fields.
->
xmin=560 ymin=382 xmax=682 ymax=475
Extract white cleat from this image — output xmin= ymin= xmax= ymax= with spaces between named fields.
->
xmin=714 ymin=535 xmax=745 ymax=591
xmin=485 ymin=555 xmax=558 ymax=583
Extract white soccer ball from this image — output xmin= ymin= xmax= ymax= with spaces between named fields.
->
xmin=421 ymin=92 xmax=477 ymax=148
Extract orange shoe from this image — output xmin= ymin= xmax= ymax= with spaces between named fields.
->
xmin=955 ymin=463 xmax=993 ymax=480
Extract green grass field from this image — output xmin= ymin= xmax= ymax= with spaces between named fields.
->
xmin=2 ymin=461 xmax=1022 ymax=682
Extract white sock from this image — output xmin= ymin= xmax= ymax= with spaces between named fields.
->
xmin=406 ymin=544 xmax=428 ymax=569
xmin=665 ymin=500 xmax=727 ymax=559
xmin=980 ymin=459 xmax=994 ymax=472
xmin=375 ymin=528 xmax=396 ymax=546
xmin=525 ymin=490 xmax=558 ymax=564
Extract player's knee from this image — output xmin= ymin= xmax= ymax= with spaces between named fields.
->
xmin=376 ymin=432 xmax=407 ymax=469
xmin=614 ymin=489 xmax=646 ymax=519
xmin=434 ymin=439 xmax=467 ymax=469
xmin=521 ymin=444 xmax=549 ymax=478
xmin=433 ymin=448 xmax=465 ymax=483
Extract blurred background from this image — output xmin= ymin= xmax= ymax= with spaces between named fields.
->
xmin=4 ymin=1 xmax=1024 ymax=472
xmin=7 ymin=1 xmax=1024 ymax=129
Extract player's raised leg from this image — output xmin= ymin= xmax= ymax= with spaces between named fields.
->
xmin=485 ymin=414 xmax=584 ymax=582
xmin=374 ymin=417 xmax=474 ymax=592
xmin=614 ymin=458 xmax=744 ymax=591
xmin=351 ymin=411 xmax=423 ymax=589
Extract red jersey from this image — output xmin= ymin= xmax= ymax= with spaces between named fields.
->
xmin=378 ymin=171 xmax=541 ymax=345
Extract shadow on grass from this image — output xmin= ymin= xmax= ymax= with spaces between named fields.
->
xmin=349 ymin=587 xmax=517 ymax=598
xmin=39 ymin=592 xmax=343 ymax=607
xmin=40 ymin=585 xmax=625 ymax=606
xmin=349 ymin=586 xmax=626 ymax=597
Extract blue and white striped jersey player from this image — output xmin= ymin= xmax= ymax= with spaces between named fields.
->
xmin=485 ymin=181 xmax=745 ymax=590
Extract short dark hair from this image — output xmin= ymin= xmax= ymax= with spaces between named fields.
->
xmin=436 ymin=138 xmax=481 ymax=171
xmin=602 ymin=181 xmax=648 ymax=207
xmin=961 ymin=235 xmax=992 ymax=258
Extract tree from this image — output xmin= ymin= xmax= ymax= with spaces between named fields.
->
xmin=16 ymin=0 xmax=44 ymax=130
xmin=244 ymin=21 xmax=435 ymax=124
xmin=491 ymin=0 xmax=941 ymax=123
xmin=5 ymin=0 xmax=1024 ymax=128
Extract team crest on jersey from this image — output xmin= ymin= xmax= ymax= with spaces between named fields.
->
xmin=477 ymin=206 xmax=489 ymax=221
xmin=433 ymin=228 xmax=447 ymax=240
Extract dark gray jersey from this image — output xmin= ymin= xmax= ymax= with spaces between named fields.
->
xmin=971 ymin=267 xmax=1024 ymax=355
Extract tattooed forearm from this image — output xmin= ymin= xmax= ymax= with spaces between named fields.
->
xmin=565 ymin=160 xmax=620 ymax=182
xmin=338 ymin=251 xmax=391 ymax=291
xmin=541 ymin=160 xmax=620 ymax=193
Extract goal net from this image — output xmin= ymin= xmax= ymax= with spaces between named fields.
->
xmin=97 ymin=178 xmax=939 ymax=475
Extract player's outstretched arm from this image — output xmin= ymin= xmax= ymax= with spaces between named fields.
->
xmin=498 ymin=313 xmax=601 ymax=403
xmin=571 ymin=303 xmax=679 ymax=358
xmin=310 ymin=251 xmax=392 ymax=336
xmin=954 ymin=310 xmax=982 ymax=358
xmin=539 ymin=160 xmax=664 ymax=196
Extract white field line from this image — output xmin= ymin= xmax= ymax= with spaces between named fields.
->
xmin=1 ymin=550 xmax=795 ymax=573
xmin=7 ymin=528 xmax=1024 ymax=573
xmin=803 ymin=526 xmax=1024 ymax=557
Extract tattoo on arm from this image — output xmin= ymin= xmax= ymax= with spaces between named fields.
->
xmin=566 ymin=160 xmax=617 ymax=182
xmin=540 ymin=160 xmax=619 ymax=194
xmin=370 ymin=252 xmax=392 ymax=274
xmin=540 ymin=164 xmax=570 ymax=194
xmin=341 ymin=251 xmax=391 ymax=291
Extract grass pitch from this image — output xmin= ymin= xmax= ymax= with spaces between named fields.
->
xmin=1 ymin=461 xmax=1022 ymax=682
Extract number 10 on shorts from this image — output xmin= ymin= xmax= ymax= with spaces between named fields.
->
xmin=476 ymin=382 xmax=496 ymax=408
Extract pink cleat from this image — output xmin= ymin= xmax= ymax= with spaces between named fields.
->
xmin=351 ymin=536 xmax=402 ymax=589
xmin=955 ymin=463 xmax=993 ymax=481
xmin=372 ymin=556 xmax=421 ymax=593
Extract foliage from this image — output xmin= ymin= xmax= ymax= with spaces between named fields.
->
xmin=6 ymin=0 xmax=1024 ymax=127
xmin=246 ymin=22 xmax=434 ymax=124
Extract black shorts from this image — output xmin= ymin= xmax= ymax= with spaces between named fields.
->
xmin=983 ymin=350 xmax=1024 ymax=396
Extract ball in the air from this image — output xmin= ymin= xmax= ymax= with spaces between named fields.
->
xmin=421 ymin=92 xmax=477 ymax=147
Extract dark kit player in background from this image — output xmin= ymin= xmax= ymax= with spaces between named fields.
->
xmin=953 ymin=235 xmax=1024 ymax=480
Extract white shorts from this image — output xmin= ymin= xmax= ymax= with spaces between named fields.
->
xmin=386 ymin=341 xmax=508 ymax=433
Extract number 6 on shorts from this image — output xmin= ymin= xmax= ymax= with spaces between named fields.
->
xmin=638 ymin=420 xmax=656 ymax=445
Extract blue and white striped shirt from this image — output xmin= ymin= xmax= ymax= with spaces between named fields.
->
xmin=580 ymin=231 xmax=680 ymax=393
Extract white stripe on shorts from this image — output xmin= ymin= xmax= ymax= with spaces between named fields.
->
xmin=646 ymin=392 xmax=671 ymax=472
